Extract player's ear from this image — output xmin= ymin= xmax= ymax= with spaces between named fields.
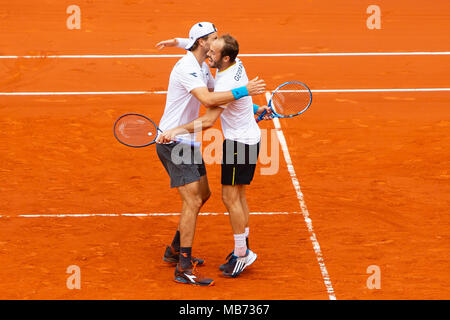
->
xmin=223 ymin=55 xmax=230 ymax=63
xmin=199 ymin=37 xmax=208 ymax=48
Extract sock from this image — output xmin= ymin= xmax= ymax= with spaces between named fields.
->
xmin=244 ymin=227 xmax=250 ymax=249
xmin=171 ymin=230 xmax=180 ymax=252
xmin=233 ymin=233 xmax=247 ymax=257
xmin=179 ymin=247 xmax=192 ymax=270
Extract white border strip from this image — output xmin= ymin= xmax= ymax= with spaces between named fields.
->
xmin=0 ymin=211 xmax=292 ymax=218
xmin=1 ymin=51 xmax=450 ymax=59
xmin=266 ymin=92 xmax=336 ymax=300
xmin=1 ymin=88 xmax=450 ymax=96
xmin=313 ymin=88 xmax=450 ymax=93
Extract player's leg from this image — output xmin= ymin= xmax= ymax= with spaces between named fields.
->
xmin=198 ymin=174 xmax=212 ymax=206
xmin=219 ymin=140 xmax=257 ymax=277
xmin=238 ymin=185 xmax=251 ymax=249
xmin=165 ymin=174 xmax=210 ymax=263
xmin=221 ymin=184 xmax=257 ymax=277
xmin=238 ymin=141 xmax=260 ymax=250
xmin=177 ymin=180 xmax=203 ymax=261
xmin=158 ymin=143 xmax=207 ymax=267
xmin=222 ymin=184 xmax=246 ymax=236
xmin=173 ymin=174 xmax=214 ymax=286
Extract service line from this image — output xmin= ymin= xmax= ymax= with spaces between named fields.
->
xmin=0 ymin=211 xmax=292 ymax=218
xmin=1 ymin=88 xmax=450 ymax=96
xmin=1 ymin=51 xmax=450 ymax=59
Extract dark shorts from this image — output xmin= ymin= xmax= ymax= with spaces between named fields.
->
xmin=221 ymin=139 xmax=260 ymax=186
xmin=156 ymin=142 xmax=206 ymax=188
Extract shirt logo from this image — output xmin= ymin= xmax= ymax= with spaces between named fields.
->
xmin=234 ymin=62 xmax=243 ymax=81
xmin=189 ymin=72 xmax=198 ymax=77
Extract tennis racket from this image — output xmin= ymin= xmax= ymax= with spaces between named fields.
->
xmin=113 ymin=113 xmax=200 ymax=148
xmin=256 ymin=81 xmax=312 ymax=122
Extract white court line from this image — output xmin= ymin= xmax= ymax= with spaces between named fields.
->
xmin=1 ymin=88 xmax=450 ymax=96
xmin=1 ymin=51 xmax=450 ymax=59
xmin=0 ymin=211 xmax=292 ymax=218
xmin=265 ymin=92 xmax=336 ymax=300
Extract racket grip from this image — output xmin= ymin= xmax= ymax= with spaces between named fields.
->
xmin=256 ymin=109 xmax=267 ymax=123
xmin=175 ymin=138 xmax=201 ymax=148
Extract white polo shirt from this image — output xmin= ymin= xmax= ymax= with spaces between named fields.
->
xmin=214 ymin=58 xmax=261 ymax=145
xmin=159 ymin=51 xmax=214 ymax=141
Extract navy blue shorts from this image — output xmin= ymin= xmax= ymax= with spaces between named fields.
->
xmin=221 ymin=139 xmax=260 ymax=185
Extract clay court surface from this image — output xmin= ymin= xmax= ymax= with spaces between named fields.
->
xmin=0 ymin=0 xmax=449 ymax=299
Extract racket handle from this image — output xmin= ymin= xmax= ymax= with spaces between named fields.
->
xmin=256 ymin=109 xmax=267 ymax=123
xmin=175 ymin=138 xmax=201 ymax=148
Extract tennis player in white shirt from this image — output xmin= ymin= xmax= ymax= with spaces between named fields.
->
xmin=156 ymin=23 xmax=266 ymax=286
xmin=157 ymin=34 xmax=271 ymax=278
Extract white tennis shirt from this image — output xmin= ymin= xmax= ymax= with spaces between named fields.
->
xmin=215 ymin=58 xmax=261 ymax=145
xmin=159 ymin=51 xmax=214 ymax=141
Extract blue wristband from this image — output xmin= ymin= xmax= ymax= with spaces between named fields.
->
xmin=231 ymin=86 xmax=249 ymax=100
xmin=253 ymin=104 xmax=260 ymax=114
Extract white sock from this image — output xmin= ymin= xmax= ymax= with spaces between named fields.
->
xmin=244 ymin=227 xmax=249 ymax=238
xmin=233 ymin=233 xmax=247 ymax=257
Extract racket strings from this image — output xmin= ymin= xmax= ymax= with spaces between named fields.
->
xmin=114 ymin=114 xmax=158 ymax=146
xmin=271 ymin=83 xmax=311 ymax=116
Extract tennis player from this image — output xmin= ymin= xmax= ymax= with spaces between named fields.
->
xmin=157 ymin=34 xmax=271 ymax=278
xmin=157 ymin=22 xmax=266 ymax=286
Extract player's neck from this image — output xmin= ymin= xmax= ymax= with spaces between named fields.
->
xmin=191 ymin=49 xmax=207 ymax=67
xmin=218 ymin=61 xmax=235 ymax=73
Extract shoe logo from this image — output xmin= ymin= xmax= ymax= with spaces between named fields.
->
xmin=189 ymin=72 xmax=198 ymax=77
xmin=232 ymin=258 xmax=246 ymax=276
xmin=184 ymin=273 xmax=197 ymax=283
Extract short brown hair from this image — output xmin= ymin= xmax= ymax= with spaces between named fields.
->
xmin=219 ymin=34 xmax=239 ymax=63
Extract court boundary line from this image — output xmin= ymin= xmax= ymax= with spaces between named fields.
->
xmin=1 ymin=88 xmax=450 ymax=96
xmin=265 ymin=92 xmax=336 ymax=300
xmin=1 ymin=51 xmax=450 ymax=59
xmin=0 ymin=211 xmax=293 ymax=218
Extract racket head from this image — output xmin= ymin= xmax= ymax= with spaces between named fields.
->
xmin=113 ymin=113 xmax=160 ymax=148
xmin=268 ymin=81 xmax=312 ymax=118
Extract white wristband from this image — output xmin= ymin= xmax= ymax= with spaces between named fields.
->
xmin=175 ymin=38 xmax=189 ymax=49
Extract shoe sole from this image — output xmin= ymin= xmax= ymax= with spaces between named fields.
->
xmin=174 ymin=277 xmax=215 ymax=286
xmin=163 ymin=257 xmax=178 ymax=264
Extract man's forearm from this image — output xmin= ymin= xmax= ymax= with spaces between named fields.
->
xmin=192 ymin=77 xmax=264 ymax=107
xmin=203 ymin=90 xmax=239 ymax=108
xmin=193 ymin=88 xmax=244 ymax=108
xmin=175 ymin=107 xmax=222 ymax=134
xmin=177 ymin=116 xmax=212 ymax=134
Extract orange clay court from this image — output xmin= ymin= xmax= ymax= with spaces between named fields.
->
xmin=0 ymin=0 xmax=449 ymax=300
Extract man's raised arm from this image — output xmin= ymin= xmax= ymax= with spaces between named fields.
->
xmin=191 ymin=77 xmax=265 ymax=108
xmin=155 ymin=38 xmax=189 ymax=50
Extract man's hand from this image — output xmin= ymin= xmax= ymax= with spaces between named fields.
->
xmin=155 ymin=127 xmax=184 ymax=144
xmin=155 ymin=38 xmax=178 ymax=50
xmin=256 ymin=105 xmax=273 ymax=120
xmin=246 ymin=77 xmax=266 ymax=96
